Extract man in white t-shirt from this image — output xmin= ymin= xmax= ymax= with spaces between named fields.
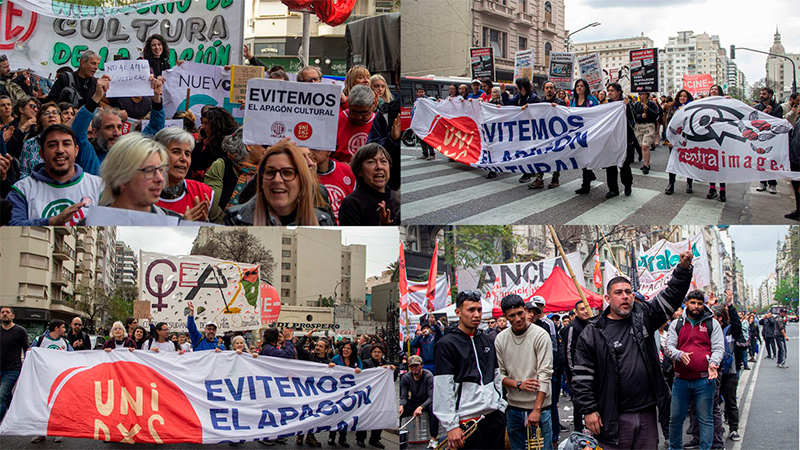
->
xmin=31 ymin=320 xmax=72 ymax=443
xmin=143 ymin=322 xmax=182 ymax=353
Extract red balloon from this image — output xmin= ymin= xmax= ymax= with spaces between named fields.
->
xmin=315 ymin=0 xmax=358 ymax=27
xmin=281 ymin=0 xmax=314 ymax=10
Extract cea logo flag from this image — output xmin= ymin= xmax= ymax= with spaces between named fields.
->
xmin=243 ymin=79 xmax=341 ymax=151
xmin=411 ymin=99 xmax=627 ymax=174
xmin=0 ymin=348 xmax=396 ymax=444
xmin=666 ymin=97 xmax=795 ymax=183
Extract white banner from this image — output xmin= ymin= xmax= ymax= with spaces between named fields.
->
xmin=0 ymin=348 xmax=395 ymax=443
xmin=104 ymin=60 xmax=154 ymax=98
xmin=636 ymin=233 xmax=711 ymax=299
xmin=666 ymin=97 xmax=794 ymax=182
xmin=410 ymin=99 xmax=627 ymax=174
xmin=406 ymin=274 xmax=451 ymax=314
xmin=140 ymin=252 xmax=262 ymax=333
xmin=578 ymin=53 xmax=604 ymax=93
xmin=162 ymin=62 xmax=244 ymax=127
xmin=243 ymin=79 xmax=341 ymax=150
xmin=1 ymin=0 xmax=242 ymax=79
xmin=456 ymin=252 xmax=585 ymax=301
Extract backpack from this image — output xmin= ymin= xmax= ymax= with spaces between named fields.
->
xmin=57 ymin=72 xmax=82 ymax=108
xmin=674 ymin=316 xmax=713 ymax=341
xmin=719 ymin=325 xmax=735 ymax=375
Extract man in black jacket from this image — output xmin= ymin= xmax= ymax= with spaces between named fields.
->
xmin=400 ymin=355 xmax=438 ymax=449
xmin=573 ymin=250 xmax=693 ymax=449
xmin=66 ymin=316 xmax=91 ymax=351
xmin=565 ymin=299 xmax=591 ymax=432
xmin=45 ymin=50 xmax=99 ymax=108
xmin=605 ymin=83 xmax=635 ymax=197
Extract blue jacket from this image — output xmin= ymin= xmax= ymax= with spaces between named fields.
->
xmin=7 ymin=164 xmax=94 ymax=226
xmin=331 ymin=354 xmax=363 ymax=369
xmin=259 ymin=339 xmax=295 ymax=359
xmin=187 ymin=315 xmax=225 ymax=351
xmin=73 ymin=97 xmax=166 ymax=176
xmin=410 ymin=324 xmax=443 ymax=365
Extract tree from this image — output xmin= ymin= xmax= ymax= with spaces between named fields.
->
xmin=74 ymin=284 xmax=132 ymax=333
xmin=749 ymin=78 xmax=766 ymax=104
xmin=440 ymin=225 xmax=521 ymax=271
xmin=386 ymin=261 xmax=399 ymax=282
xmin=773 ymin=275 xmax=799 ymax=307
xmin=191 ymin=229 xmax=276 ymax=284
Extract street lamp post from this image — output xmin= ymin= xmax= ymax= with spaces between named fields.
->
xmin=732 ymin=45 xmax=797 ymax=95
xmin=565 ymin=22 xmax=601 ymax=52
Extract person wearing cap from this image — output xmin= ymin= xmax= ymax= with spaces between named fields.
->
xmin=564 ymin=300 xmax=592 ymax=432
xmin=664 ymin=290 xmax=725 ymax=450
xmin=399 ymin=355 xmax=439 ymax=449
xmin=495 ymin=294 xmax=554 ymax=450
xmin=186 ymin=301 xmax=224 ymax=352
xmin=410 ymin=314 xmax=442 ymax=374
xmin=527 ymin=295 xmax=565 ymax=447
xmin=0 ymin=55 xmax=25 ymax=102
xmin=466 ymin=80 xmax=484 ymax=100
xmin=775 ymin=308 xmax=789 ymax=368
xmin=573 ymin=250 xmax=694 ymax=450
xmin=433 ymin=290 xmax=506 ymax=450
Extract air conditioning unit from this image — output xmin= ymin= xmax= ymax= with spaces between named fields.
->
xmin=16 ymin=295 xmax=25 ymax=302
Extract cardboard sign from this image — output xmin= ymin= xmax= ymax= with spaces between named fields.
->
xmin=104 ymin=60 xmax=153 ymax=98
xmin=141 ymin=119 xmax=184 ymax=130
xmin=630 ymin=48 xmax=659 ymax=93
xmin=548 ymin=52 xmax=575 ymax=90
xmin=133 ymin=301 xmax=150 ymax=320
xmin=514 ymin=49 xmax=534 ymax=81
xmin=162 ymin=62 xmax=244 ymax=128
xmin=243 ymin=78 xmax=341 ymax=150
xmin=470 ymin=47 xmax=495 ymax=80
xmin=230 ymin=65 xmax=265 ymax=103
xmin=84 ymin=206 xmax=179 ymax=226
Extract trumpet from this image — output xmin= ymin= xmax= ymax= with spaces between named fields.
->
xmin=526 ymin=424 xmax=544 ymax=450
xmin=434 ymin=415 xmax=484 ymax=450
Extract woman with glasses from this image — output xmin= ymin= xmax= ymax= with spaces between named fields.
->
xmin=328 ymin=341 xmax=362 ymax=448
xmin=99 ymin=133 xmax=181 ymax=217
xmin=339 ymin=143 xmax=399 ymax=226
xmin=204 ymin=127 xmax=265 ymax=216
xmin=18 ymin=102 xmax=61 ymax=179
xmin=341 ymin=65 xmax=371 ymax=110
xmin=153 ymin=127 xmax=214 ymax=222
xmin=5 ymin=96 xmax=39 ymax=158
xmin=103 ymin=321 xmax=136 ymax=352
xmin=224 ymin=139 xmax=335 ymax=226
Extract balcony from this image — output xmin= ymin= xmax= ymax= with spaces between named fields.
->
xmin=54 ymin=227 xmax=70 ymax=237
xmin=75 ymin=239 xmax=86 ymax=252
xmin=541 ymin=20 xmax=558 ymax=35
xmin=75 ymin=262 xmax=90 ymax=274
xmin=516 ymin=11 xmax=534 ymax=24
xmin=475 ymin=0 xmax=514 ymax=19
xmin=53 ymin=244 xmax=71 ymax=261
xmin=51 ymin=274 xmax=70 ymax=287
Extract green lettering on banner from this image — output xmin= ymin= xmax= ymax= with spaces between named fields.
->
xmin=53 ymin=42 xmax=70 ymax=65
xmin=70 ymin=45 xmax=88 ymax=67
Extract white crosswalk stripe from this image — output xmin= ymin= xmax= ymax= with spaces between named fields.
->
xmin=404 ymin=176 xmax=530 ymax=219
xmin=402 ymin=164 xmax=458 ymax=178
xmin=670 ymin=197 xmax=725 ymax=225
xmin=567 ymin=189 xmax=660 ymax=225
xmin=403 ymin=171 xmax=486 ymax=195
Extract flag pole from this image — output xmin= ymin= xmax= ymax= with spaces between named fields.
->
xmin=636 ymin=225 xmax=680 ymax=279
xmin=596 ymin=226 xmax=622 ymax=270
xmin=547 ymin=225 xmax=594 ymax=318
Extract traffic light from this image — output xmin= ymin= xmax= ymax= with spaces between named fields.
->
xmin=730 ymin=45 xmax=736 ymax=59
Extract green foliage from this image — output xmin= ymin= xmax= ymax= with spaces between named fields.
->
xmin=440 ymin=226 xmax=521 ymax=270
xmin=773 ymin=275 xmax=799 ymax=306
xmin=749 ymin=78 xmax=766 ymax=104
xmin=319 ymin=296 xmax=336 ymax=307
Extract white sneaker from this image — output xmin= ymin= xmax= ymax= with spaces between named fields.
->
xmin=756 ymin=183 xmax=767 ymax=191
xmin=30 ymin=436 xmax=46 ymax=444
xmin=768 ymin=185 xmax=777 ymax=194
xmin=427 ymin=438 xmax=438 ymax=449
xmin=54 ymin=437 xmax=64 ymax=443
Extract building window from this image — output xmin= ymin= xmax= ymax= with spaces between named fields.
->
xmin=22 ymin=227 xmax=50 ymax=241
xmin=282 ymin=262 xmax=291 ymax=270
xmin=520 ymin=0 xmax=527 ymax=13
xmin=281 ymin=289 xmax=291 ymax=298
xmin=483 ymin=27 xmax=507 ymax=59
xmin=281 ymin=238 xmax=291 ymax=245
xmin=282 ymin=250 xmax=291 ymax=258
xmin=544 ymin=1 xmax=552 ymax=22
xmin=544 ymin=42 xmax=552 ymax=66
xmin=20 ymin=253 xmax=48 ymax=270
xmin=282 ymin=275 xmax=291 ymax=283
xmin=519 ymin=36 xmax=527 ymax=51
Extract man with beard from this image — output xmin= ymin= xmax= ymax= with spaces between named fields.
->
xmin=7 ymin=124 xmax=102 ymax=225
xmin=186 ymin=301 xmax=224 ymax=351
xmin=565 ymin=300 xmax=592 ymax=432
xmin=573 ymin=251 xmax=694 ymax=450
xmin=66 ymin=316 xmax=91 ymax=351
xmin=0 ymin=55 xmax=25 ymax=101
xmin=0 ymin=307 xmax=28 ymax=423
xmin=46 ymin=51 xmax=100 ymax=107
xmin=399 ymin=355 xmax=439 ymax=449
xmin=72 ymin=74 xmax=166 ymax=176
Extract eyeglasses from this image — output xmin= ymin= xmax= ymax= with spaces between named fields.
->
xmin=27 ymin=104 xmax=38 ymax=110
xmin=41 ymin=111 xmax=60 ymax=117
xmin=262 ymin=167 xmax=297 ymax=181
xmin=299 ymin=77 xmax=321 ymax=83
xmin=137 ymin=164 xmax=168 ymax=180
xmin=349 ymin=108 xmax=372 ymax=117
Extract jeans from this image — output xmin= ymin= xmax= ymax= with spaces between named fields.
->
xmin=669 ymin=377 xmax=716 ymax=450
xmin=776 ymin=336 xmax=787 ymax=365
xmin=598 ymin=406 xmax=659 ymax=450
xmin=506 ymin=407 xmax=552 ymax=450
xmin=550 ymin=375 xmax=561 ymax=443
xmin=463 ymin=410 xmax=506 ymax=450
xmin=689 ymin=380 xmax=724 ymax=448
xmin=0 ymin=370 xmax=20 ymax=423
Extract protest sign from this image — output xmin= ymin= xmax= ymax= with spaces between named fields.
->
xmin=456 ymin=252 xmax=585 ymax=301
xmin=636 ymin=233 xmax=712 ymax=299
xmin=230 ymin=65 xmax=266 ymax=103
xmin=6 ymin=0 xmax=178 ymax=18
xmin=104 ymin=60 xmax=154 ymax=98
xmin=604 ymin=66 xmax=631 ymax=93
xmin=243 ymin=78 xmax=341 ymax=150
xmin=665 ymin=97 xmax=794 ymax=183
xmin=629 ymin=48 xmax=659 ymax=92
xmin=141 ymin=119 xmax=184 ymax=130
xmin=410 ymin=98 xmax=627 ymax=174
xmin=0 ymin=348 xmax=396 ymax=443
xmin=577 ymin=53 xmax=604 ymax=92
xmin=139 ymin=252 xmax=262 ymax=333
xmin=548 ymin=52 xmax=575 ymax=90
xmin=260 ymin=283 xmax=281 ymax=324
xmin=514 ymin=49 xmax=534 ymax=81
xmin=133 ymin=301 xmax=151 ymax=320
xmin=1 ymin=1 xmax=243 ymax=77
xmin=682 ymin=73 xmax=714 ymax=97
xmin=162 ymin=62 xmax=243 ymax=127
xmin=470 ymin=47 xmax=495 ymax=80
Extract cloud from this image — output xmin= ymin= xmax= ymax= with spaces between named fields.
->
xmin=576 ymin=0 xmax=692 ymax=8
xmin=117 ymin=227 xmax=198 ymax=257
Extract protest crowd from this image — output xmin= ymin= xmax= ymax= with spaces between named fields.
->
xmin=397 ymin=250 xmax=792 ymax=450
xmin=410 ymin=74 xmax=800 ymax=220
xmin=0 ymin=299 xmax=399 ymax=447
xmin=0 ymin=39 xmax=401 ymax=227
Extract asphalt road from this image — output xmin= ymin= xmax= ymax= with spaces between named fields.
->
xmin=401 ymin=143 xmax=798 ymax=225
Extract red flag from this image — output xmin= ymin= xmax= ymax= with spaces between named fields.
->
xmin=399 ymin=243 xmax=409 ymax=311
xmin=594 ymin=244 xmax=602 ymax=290
xmin=425 ymin=241 xmax=439 ymax=313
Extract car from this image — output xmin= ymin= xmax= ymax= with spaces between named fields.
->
xmin=788 ymin=314 xmax=799 ymax=323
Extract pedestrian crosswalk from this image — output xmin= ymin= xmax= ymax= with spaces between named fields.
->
xmin=399 ymin=149 xmax=796 ymax=225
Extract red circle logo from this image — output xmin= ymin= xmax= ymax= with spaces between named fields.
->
xmin=0 ymin=2 xmax=38 ymax=51
xmin=294 ymin=122 xmax=313 ymax=141
xmin=47 ymin=361 xmax=202 ymax=443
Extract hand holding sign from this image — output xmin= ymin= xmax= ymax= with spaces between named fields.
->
xmin=105 ymin=60 xmax=154 ymax=98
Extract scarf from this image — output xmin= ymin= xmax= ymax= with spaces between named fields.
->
xmin=226 ymin=157 xmax=257 ymax=209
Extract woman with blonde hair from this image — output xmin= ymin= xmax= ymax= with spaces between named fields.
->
xmin=341 ymin=65 xmax=371 ymax=109
xmin=99 ymin=133 xmax=181 ymax=217
xmin=370 ymin=74 xmax=394 ymax=104
xmin=103 ymin=321 xmax=136 ymax=351
xmin=224 ymin=139 xmax=335 ymax=226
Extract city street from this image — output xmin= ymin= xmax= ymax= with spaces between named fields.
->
xmin=401 ymin=144 xmax=798 ymax=225
xmin=405 ymin=324 xmax=798 ymax=450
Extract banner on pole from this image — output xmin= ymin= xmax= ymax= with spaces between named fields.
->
xmin=407 ymin=274 xmax=451 ymax=314
xmin=1 ymin=0 xmax=243 ymax=77
xmin=162 ymin=62 xmax=244 ymax=128
xmin=140 ymin=252 xmax=262 ymax=333
xmin=636 ymin=233 xmax=711 ymax=299
xmin=243 ymin=78 xmax=340 ymax=150
xmin=629 ymin=48 xmax=659 ymax=93
xmin=0 ymin=348 xmax=396 ymax=443
xmin=514 ymin=50 xmax=534 ymax=81
xmin=577 ymin=53 xmax=604 ymax=92
xmin=665 ymin=97 xmax=794 ymax=183
xmin=548 ymin=52 xmax=575 ymax=90
xmin=410 ymin=98 xmax=628 ymax=174
xmin=470 ymin=47 xmax=495 ymax=80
